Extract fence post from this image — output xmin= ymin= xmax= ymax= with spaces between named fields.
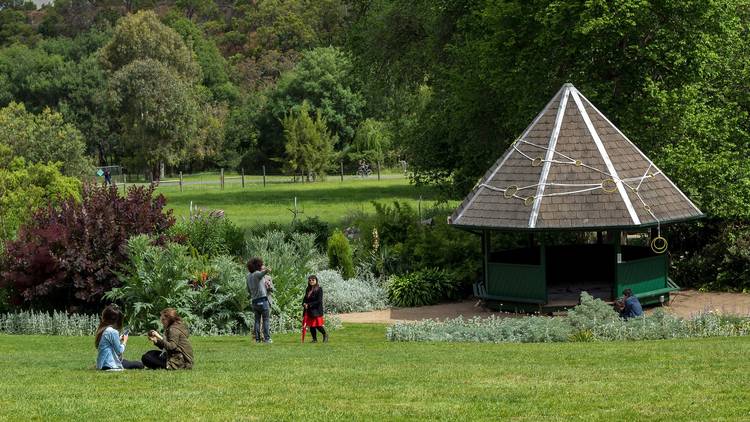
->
xmin=377 ymin=161 xmax=381 ymax=181
xmin=262 ymin=165 xmax=266 ymax=187
xmin=340 ymin=161 xmax=344 ymax=182
xmin=220 ymin=168 xmax=224 ymax=190
xmin=241 ymin=168 xmax=245 ymax=188
xmin=179 ymin=171 xmax=183 ymax=192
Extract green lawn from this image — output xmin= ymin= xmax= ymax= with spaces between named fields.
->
xmin=155 ymin=177 xmax=447 ymax=227
xmin=1 ymin=324 xmax=749 ymax=421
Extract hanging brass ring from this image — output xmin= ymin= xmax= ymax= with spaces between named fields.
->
xmin=575 ymin=160 xmax=582 ymax=167
xmin=524 ymin=196 xmax=535 ymax=206
xmin=504 ymin=185 xmax=518 ymax=199
xmin=601 ymin=179 xmax=618 ymax=193
xmin=532 ymin=157 xmax=543 ymax=167
xmin=651 ymin=236 xmax=668 ymax=254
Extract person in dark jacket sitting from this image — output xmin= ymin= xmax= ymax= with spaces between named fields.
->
xmin=141 ymin=308 xmax=194 ymax=370
xmin=618 ymin=289 xmax=644 ymax=319
xmin=302 ymin=275 xmax=328 ymax=343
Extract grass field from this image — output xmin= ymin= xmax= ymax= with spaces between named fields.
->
xmin=154 ymin=177 xmax=447 ymax=227
xmin=1 ymin=324 xmax=749 ymax=421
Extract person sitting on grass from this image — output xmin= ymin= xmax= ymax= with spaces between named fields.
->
xmin=617 ymin=289 xmax=643 ymax=320
xmin=302 ymin=274 xmax=328 ymax=343
xmin=95 ymin=304 xmax=143 ymax=370
xmin=141 ymin=308 xmax=194 ymax=370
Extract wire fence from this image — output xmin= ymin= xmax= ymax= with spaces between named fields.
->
xmin=95 ymin=165 xmax=410 ymax=192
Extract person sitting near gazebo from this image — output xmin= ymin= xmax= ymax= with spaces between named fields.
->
xmin=616 ymin=289 xmax=643 ymax=319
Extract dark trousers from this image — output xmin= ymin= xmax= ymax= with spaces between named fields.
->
xmin=142 ymin=350 xmax=167 ymax=369
xmin=102 ymin=359 xmax=143 ymax=370
xmin=252 ymin=299 xmax=271 ymax=342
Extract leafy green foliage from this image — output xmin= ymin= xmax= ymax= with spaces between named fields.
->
xmin=108 ymin=58 xmax=199 ymax=175
xmin=282 ymin=100 xmax=337 ymax=179
xmin=0 ymin=102 xmax=91 ymax=177
xmin=326 ymin=230 xmax=354 ymax=279
xmin=316 ymin=269 xmax=388 ymax=313
xmin=350 ymin=201 xmax=481 ymax=284
xmin=100 ymin=10 xmax=200 ymax=81
xmin=245 ymin=230 xmax=325 ymax=317
xmin=387 ymin=268 xmax=459 ymax=307
xmin=0 ymin=146 xmax=81 ymax=243
xmin=388 ymin=293 xmax=750 ymax=343
xmin=170 ymin=209 xmax=245 ymax=258
xmin=105 ymin=235 xmax=197 ymax=333
xmin=668 ymin=220 xmax=750 ymax=291
xmin=2 ymin=185 xmax=174 ymax=310
xmin=0 ymin=310 xmax=99 ymax=335
xmin=258 ymin=46 xmax=364 ymax=162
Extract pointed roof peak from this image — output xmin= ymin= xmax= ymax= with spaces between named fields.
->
xmin=450 ymin=84 xmax=703 ymax=230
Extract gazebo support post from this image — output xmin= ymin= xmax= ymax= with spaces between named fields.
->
xmin=481 ymin=231 xmax=490 ymax=287
xmin=597 ymin=231 xmax=603 ymax=244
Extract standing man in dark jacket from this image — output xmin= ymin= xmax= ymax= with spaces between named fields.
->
xmin=247 ymin=257 xmax=272 ymax=343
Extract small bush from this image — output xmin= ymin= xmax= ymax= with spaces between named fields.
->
xmin=171 ymin=209 xmax=245 ymax=258
xmin=245 ymin=231 xmax=326 ymax=317
xmin=105 ymin=235 xmax=197 ymax=333
xmin=387 ymin=292 xmax=750 ymax=343
xmin=0 ymin=310 xmax=99 ymax=335
xmin=1 ymin=184 xmax=174 ymax=311
xmin=327 ymin=230 xmax=355 ymax=279
xmin=387 ymin=268 xmax=460 ymax=307
xmin=316 ymin=269 xmax=388 ymax=313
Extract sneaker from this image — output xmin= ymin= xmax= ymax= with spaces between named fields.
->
xmin=311 ymin=339 xmax=317 ymax=343
xmin=264 ymin=339 xmax=273 ymax=344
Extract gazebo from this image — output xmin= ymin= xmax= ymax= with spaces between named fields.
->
xmin=449 ymin=83 xmax=703 ymax=311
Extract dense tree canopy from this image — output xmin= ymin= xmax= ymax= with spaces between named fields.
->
xmin=0 ymin=102 xmax=91 ymax=177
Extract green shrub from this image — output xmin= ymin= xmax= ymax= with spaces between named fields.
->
xmin=387 ymin=268 xmax=459 ymax=307
xmin=347 ymin=201 xmax=481 ymax=284
xmin=387 ymin=293 xmax=750 ymax=343
xmin=0 ymin=310 xmax=99 ymax=335
xmin=246 ymin=230 xmax=325 ymax=317
xmin=105 ymin=235 xmax=197 ymax=333
xmin=327 ymin=230 xmax=354 ymax=279
xmin=317 ymin=269 xmax=388 ymax=313
xmin=171 ymin=209 xmax=245 ymax=258
xmin=191 ymin=255 xmax=252 ymax=335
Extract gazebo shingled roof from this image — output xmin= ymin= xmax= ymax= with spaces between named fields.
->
xmin=450 ymin=83 xmax=703 ymax=231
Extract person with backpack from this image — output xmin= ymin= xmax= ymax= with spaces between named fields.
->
xmin=246 ymin=257 xmax=273 ymax=343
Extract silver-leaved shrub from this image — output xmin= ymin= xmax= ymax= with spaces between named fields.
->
xmin=316 ymin=269 xmax=388 ymax=313
xmin=0 ymin=310 xmax=99 ymax=335
xmin=388 ymin=292 xmax=750 ymax=343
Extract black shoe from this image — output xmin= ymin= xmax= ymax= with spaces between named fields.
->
xmin=323 ymin=334 xmax=329 ymax=343
xmin=311 ymin=339 xmax=317 ymax=343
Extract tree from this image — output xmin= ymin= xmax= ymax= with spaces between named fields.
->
xmin=101 ymin=11 xmax=201 ymax=178
xmin=99 ymin=10 xmax=201 ymax=82
xmin=349 ymin=0 xmax=750 ymax=220
xmin=352 ymin=118 xmax=392 ymax=166
xmin=109 ymin=59 xmax=199 ymax=179
xmin=282 ymin=101 xmax=336 ymax=181
xmin=165 ymin=15 xmax=238 ymax=102
xmin=258 ymin=47 xmax=364 ymax=163
xmin=0 ymin=102 xmax=91 ymax=177
xmin=0 ymin=144 xmax=81 ymax=244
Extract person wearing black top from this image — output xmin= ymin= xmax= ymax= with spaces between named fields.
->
xmin=302 ymin=275 xmax=328 ymax=343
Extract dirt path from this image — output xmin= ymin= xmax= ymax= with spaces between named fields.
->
xmin=337 ymin=290 xmax=750 ymax=324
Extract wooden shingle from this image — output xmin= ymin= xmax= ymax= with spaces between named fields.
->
xmin=450 ymin=84 xmax=703 ymax=230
